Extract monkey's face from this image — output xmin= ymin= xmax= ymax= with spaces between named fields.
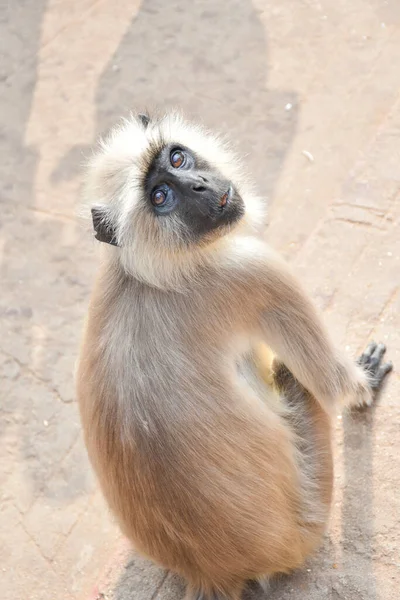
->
xmin=87 ymin=112 xmax=265 ymax=286
xmin=144 ymin=143 xmax=245 ymax=246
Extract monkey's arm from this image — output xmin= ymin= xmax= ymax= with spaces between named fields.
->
xmin=245 ymin=246 xmax=372 ymax=412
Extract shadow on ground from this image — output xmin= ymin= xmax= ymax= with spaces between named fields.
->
xmin=53 ymin=0 xmax=297 ymax=203
xmin=0 ymin=1 xmax=46 ymax=206
xmin=0 ymin=1 xmax=93 ymax=506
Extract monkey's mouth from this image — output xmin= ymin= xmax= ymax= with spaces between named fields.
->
xmin=219 ymin=186 xmax=233 ymax=209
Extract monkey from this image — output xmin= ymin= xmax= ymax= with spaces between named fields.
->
xmin=76 ymin=111 xmax=392 ymax=600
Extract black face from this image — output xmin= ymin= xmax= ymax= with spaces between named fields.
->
xmin=144 ymin=144 xmax=245 ymax=244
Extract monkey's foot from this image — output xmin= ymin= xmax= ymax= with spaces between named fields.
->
xmin=357 ymin=341 xmax=393 ymax=393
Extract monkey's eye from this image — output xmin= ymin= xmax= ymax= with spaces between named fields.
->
xmin=150 ymin=185 xmax=177 ymax=214
xmin=170 ymin=149 xmax=186 ymax=169
xmin=151 ymin=189 xmax=167 ymax=206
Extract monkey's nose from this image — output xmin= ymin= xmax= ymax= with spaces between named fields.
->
xmin=189 ymin=173 xmax=210 ymax=194
xmin=192 ymin=184 xmax=207 ymax=193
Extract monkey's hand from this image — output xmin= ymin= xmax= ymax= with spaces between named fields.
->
xmin=348 ymin=342 xmax=393 ymax=408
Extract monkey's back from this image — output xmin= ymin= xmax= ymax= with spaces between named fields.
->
xmin=76 ymin=264 xmax=330 ymax=593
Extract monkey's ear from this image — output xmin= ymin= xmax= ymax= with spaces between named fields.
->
xmin=138 ymin=113 xmax=150 ymax=129
xmin=91 ymin=206 xmax=119 ymax=247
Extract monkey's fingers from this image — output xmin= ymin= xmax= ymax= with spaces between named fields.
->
xmin=370 ymin=361 xmax=393 ymax=391
xmin=371 ymin=341 xmax=387 ymax=360
xmin=357 ymin=341 xmax=393 ymax=393
xmin=357 ymin=341 xmax=377 ymax=367
xmin=368 ymin=342 xmax=388 ymax=374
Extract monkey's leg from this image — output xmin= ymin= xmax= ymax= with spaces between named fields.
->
xmin=356 ymin=342 xmax=393 ymax=394
xmin=272 ymin=360 xmax=334 ymax=534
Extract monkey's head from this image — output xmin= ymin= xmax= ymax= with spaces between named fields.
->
xmin=85 ymin=112 xmax=265 ymax=288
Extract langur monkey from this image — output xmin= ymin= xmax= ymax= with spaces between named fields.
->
xmin=76 ymin=111 xmax=392 ymax=600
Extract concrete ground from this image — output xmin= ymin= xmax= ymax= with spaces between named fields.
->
xmin=0 ymin=1 xmax=399 ymax=599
